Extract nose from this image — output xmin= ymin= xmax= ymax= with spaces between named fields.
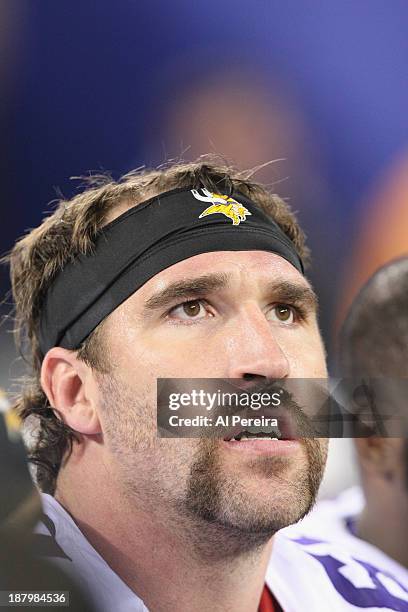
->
xmin=226 ymin=305 xmax=290 ymax=381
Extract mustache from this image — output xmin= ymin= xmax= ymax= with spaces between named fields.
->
xmin=209 ymin=379 xmax=324 ymax=440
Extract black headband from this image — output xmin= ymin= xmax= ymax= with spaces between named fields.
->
xmin=39 ymin=187 xmax=304 ymax=355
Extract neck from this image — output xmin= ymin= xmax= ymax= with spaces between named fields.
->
xmin=54 ymin=456 xmax=274 ymax=612
xmin=356 ymin=481 xmax=408 ymax=569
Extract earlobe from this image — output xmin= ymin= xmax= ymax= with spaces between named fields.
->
xmin=41 ymin=348 xmax=102 ymax=435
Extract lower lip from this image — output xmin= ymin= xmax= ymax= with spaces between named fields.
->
xmin=221 ymin=439 xmax=301 ymax=455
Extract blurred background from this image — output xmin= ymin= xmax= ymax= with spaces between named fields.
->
xmin=1 ymin=0 xmax=408 ymax=497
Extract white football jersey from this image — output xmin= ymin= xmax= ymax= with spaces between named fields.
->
xmin=34 ymin=494 xmax=148 ymax=612
xmin=268 ymin=487 xmax=408 ymax=611
xmin=33 ymin=490 xmax=408 ymax=611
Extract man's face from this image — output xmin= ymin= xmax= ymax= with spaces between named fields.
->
xmin=95 ymin=251 xmax=328 ymax=540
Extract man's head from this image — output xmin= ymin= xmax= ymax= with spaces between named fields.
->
xmin=8 ymin=159 xmax=328 ymax=547
xmin=339 ymin=257 xmax=408 ymax=495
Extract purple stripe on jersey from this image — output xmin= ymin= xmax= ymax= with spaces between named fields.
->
xmin=293 ymin=537 xmax=408 ymax=611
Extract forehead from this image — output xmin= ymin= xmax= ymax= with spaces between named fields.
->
xmin=135 ymin=250 xmax=310 ymax=298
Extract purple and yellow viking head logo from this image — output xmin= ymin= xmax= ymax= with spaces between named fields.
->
xmin=191 ymin=188 xmax=252 ymax=226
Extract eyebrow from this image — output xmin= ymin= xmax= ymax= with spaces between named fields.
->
xmin=143 ymin=272 xmax=318 ymax=315
xmin=265 ymin=280 xmax=319 ymax=313
xmin=143 ymin=273 xmax=231 ymax=311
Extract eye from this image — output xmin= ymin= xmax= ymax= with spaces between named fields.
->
xmin=168 ymin=299 xmax=211 ymax=321
xmin=267 ymin=304 xmax=295 ymax=324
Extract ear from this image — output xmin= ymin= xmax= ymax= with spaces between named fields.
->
xmin=41 ymin=347 xmax=102 ymax=435
xmin=355 ymin=437 xmax=400 ymax=482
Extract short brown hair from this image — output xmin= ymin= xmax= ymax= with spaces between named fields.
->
xmin=339 ymin=257 xmax=408 ymax=377
xmin=6 ymin=157 xmax=309 ymax=494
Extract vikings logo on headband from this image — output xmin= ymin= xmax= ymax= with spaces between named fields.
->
xmin=39 ymin=187 xmax=304 ymax=356
xmin=192 ymin=188 xmax=252 ymax=226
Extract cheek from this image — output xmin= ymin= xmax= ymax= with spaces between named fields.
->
xmin=150 ymin=440 xmax=201 ymax=492
xmin=304 ymin=340 xmax=327 ymax=377
xmin=131 ymin=328 xmax=227 ymax=378
xmin=105 ymin=313 xmax=189 ymax=378
xmin=276 ymin=327 xmax=327 ymax=377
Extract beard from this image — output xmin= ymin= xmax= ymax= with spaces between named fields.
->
xmin=182 ymin=436 xmax=326 ymax=549
xmin=98 ymin=372 xmax=328 ymax=555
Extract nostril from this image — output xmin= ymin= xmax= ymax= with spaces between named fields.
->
xmin=232 ymin=374 xmax=267 ymax=391
xmin=243 ymin=373 xmax=269 ymax=382
xmin=243 ymin=373 xmax=256 ymax=381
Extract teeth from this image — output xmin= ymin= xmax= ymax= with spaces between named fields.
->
xmin=230 ymin=436 xmax=279 ymax=441
xmin=246 ymin=426 xmax=280 ymax=436
xmin=240 ymin=436 xmax=279 ymax=441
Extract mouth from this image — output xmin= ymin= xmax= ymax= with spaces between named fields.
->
xmin=222 ymin=411 xmax=296 ymax=442
xmin=223 ymin=426 xmax=283 ymax=442
xmin=222 ymin=422 xmax=300 ymax=456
